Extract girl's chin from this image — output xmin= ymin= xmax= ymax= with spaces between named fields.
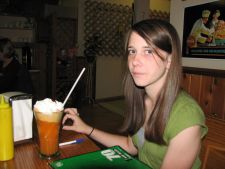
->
xmin=134 ymin=81 xmax=146 ymax=87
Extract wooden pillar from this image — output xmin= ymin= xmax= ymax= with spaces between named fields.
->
xmin=133 ymin=0 xmax=150 ymax=24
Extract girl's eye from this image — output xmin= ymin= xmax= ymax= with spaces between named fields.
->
xmin=128 ymin=49 xmax=136 ymax=55
xmin=144 ymin=49 xmax=153 ymax=55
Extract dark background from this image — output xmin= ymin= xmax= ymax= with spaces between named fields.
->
xmin=0 ymin=0 xmax=59 ymax=17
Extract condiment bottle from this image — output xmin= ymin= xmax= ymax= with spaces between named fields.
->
xmin=0 ymin=95 xmax=14 ymax=161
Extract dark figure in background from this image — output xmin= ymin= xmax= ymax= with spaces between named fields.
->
xmin=0 ymin=38 xmax=33 ymax=94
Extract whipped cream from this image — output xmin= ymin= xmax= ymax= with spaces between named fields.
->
xmin=34 ymin=98 xmax=64 ymax=114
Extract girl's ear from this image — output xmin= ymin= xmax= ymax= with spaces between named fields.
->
xmin=166 ymin=55 xmax=171 ymax=69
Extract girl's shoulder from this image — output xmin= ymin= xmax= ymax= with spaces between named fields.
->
xmin=164 ymin=90 xmax=207 ymax=142
xmin=173 ymin=90 xmax=201 ymax=111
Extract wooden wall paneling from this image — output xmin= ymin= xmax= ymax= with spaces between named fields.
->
xmin=211 ymin=77 xmax=225 ymax=119
xmin=189 ymin=74 xmax=202 ymax=103
xmin=200 ymin=117 xmax=225 ymax=169
xmin=203 ymin=145 xmax=225 ymax=169
xmin=199 ymin=75 xmax=214 ymax=116
xmin=182 ymin=68 xmax=225 ymax=168
xmin=181 ymin=73 xmax=191 ymax=92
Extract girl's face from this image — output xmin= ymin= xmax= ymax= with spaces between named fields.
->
xmin=127 ymin=32 xmax=170 ymax=88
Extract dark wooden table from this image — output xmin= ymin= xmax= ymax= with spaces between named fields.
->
xmin=0 ymin=130 xmax=100 ymax=169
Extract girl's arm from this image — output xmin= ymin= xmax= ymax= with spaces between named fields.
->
xmin=160 ymin=125 xmax=202 ymax=169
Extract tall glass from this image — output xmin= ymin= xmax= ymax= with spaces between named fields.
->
xmin=34 ymin=108 xmax=63 ymax=159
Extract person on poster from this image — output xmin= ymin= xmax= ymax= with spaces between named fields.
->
xmin=187 ymin=10 xmax=214 ymax=47
xmin=213 ymin=19 xmax=225 ymax=45
xmin=209 ymin=10 xmax=225 ymax=46
xmin=209 ymin=10 xmax=221 ymax=31
xmin=209 ymin=10 xmax=221 ymax=45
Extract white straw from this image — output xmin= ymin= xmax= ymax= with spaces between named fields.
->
xmin=63 ymin=68 xmax=86 ymax=106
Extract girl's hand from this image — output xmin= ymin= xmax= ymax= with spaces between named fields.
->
xmin=62 ymin=108 xmax=92 ymax=135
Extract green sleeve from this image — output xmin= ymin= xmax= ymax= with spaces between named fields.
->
xmin=164 ymin=92 xmax=208 ymax=143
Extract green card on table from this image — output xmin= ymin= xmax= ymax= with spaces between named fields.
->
xmin=50 ymin=146 xmax=151 ymax=169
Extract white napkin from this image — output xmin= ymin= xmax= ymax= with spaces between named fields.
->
xmin=12 ymin=99 xmax=33 ymax=142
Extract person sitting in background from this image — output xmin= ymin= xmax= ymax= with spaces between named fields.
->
xmin=62 ymin=19 xmax=208 ymax=169
xmin=0 ymin=38 xmax=33 ymax=94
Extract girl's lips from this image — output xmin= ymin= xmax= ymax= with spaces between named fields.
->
xmin=132 ymin=71 xmax=144 ymax=75
xmin=132 ymin=72 xmax=145 ymax=77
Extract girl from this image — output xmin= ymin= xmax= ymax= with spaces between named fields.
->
xmin=62 ymin=19 xmax=207 ymax=169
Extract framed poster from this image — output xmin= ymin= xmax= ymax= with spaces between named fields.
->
xmin=182 ymin=0 xmax=225 ymax=59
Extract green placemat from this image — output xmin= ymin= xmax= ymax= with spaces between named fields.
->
xmin=50 ymin=146 xmax=151 ymax=169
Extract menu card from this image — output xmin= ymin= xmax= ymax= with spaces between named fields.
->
xmin=50 ymin=146 xmax=151 ymax=169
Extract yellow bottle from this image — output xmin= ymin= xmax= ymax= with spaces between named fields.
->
xmin=0 ymin=95 xmax=14 ymax=161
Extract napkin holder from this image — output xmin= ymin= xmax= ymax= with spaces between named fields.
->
xmin=1 ymin=92 xmax=33 ymax=143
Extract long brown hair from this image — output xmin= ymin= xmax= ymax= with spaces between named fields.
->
xmin=121 ymin=19 xmax=182 ymax=145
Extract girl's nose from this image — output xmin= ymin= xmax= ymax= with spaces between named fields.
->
xmin=131 ymin=54 xmax=142 ymax=66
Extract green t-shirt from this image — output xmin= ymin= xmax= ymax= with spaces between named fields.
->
xmin=132 ymin=91 xmax=208 ymax=169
